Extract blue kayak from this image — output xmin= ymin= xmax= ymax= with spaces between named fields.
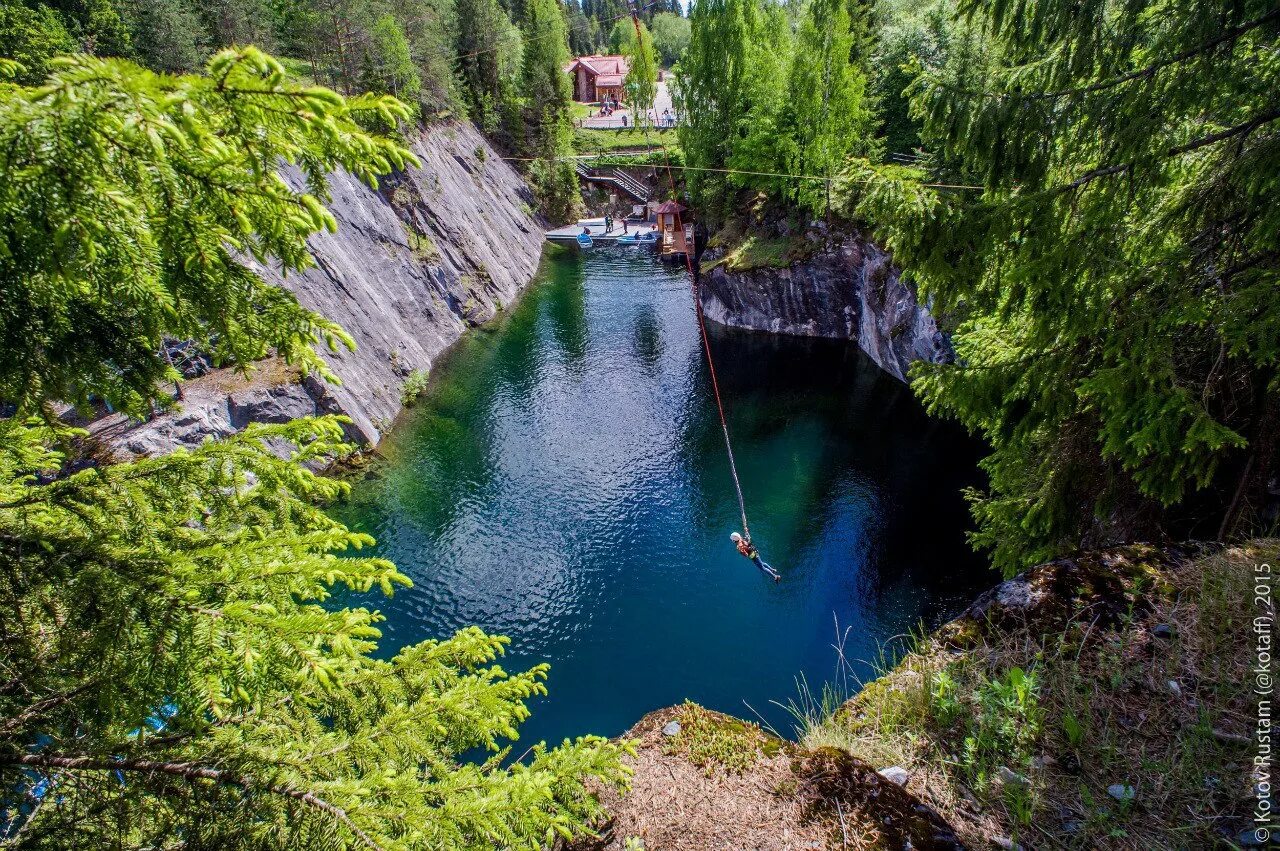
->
xmin=615 ymin=234 xmax=639 ymax=245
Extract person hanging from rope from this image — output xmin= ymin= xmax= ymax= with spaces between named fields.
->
xmin=730 ymin=532 xmax=779 ymax=582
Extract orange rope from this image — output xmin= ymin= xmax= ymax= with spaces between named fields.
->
xmin=627 ymin=2 xmax=752 ymax=541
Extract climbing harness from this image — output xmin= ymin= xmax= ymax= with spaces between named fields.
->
xmin=626 ymin=3 xmax=764 ymax=567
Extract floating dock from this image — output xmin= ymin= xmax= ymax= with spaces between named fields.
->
xmin=545 ymin=218 xmax=660 ymax=247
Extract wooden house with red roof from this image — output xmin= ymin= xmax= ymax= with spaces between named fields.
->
xmin=564 ymin=55 xmax=630 ymax=103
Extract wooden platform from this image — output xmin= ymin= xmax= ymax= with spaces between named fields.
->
xmin=545 ymin=218 xmax=660 ymax=246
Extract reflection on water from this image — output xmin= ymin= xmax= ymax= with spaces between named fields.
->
xmin=335 ymin=246 xmax=993 ymax=744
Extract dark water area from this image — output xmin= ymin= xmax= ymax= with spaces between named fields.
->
xmin=334 ymin=247 xmax=995 ymax=746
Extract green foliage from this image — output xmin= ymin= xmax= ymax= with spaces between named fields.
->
xmin=664 ymin=701 xmax=778 ymax=775
xmin=851 ymin=0 xmax=1280 ymax=571
xmin=0 ymin=417 xmax=631 ymax=849
xmin=870 ymin=0 xmax=953 ymax=155
xmin=678 ymin=0 xmax=878 ymax=220
xmin=0 ymin=1 xmax=76 ymax=82
xmin=783 ymin=0 xmax=877 ymax=212
xmin=0 ymin=48 xmax=415 ymax=419
xmin=677 ymin=0 xmax=768 ymax=216
xmin=201 ymin=0 xmax=278 ymax=53
xmin=956 ymin=667 xmax=1041 ymax=787
xmin=517 ymin=0 xmax=578 ymax=219
xmin=572 ymin=125 xmax=679 ymax=154
xmin=45 ymin=0 xmax=133 ymax=56
xmin=621 ymin=19 xmax=656 ymax=124
xmin=649 ymin=11 xmax=688 ymax=66
xmin=400 ymin=367 xmax=430 ymax=404
xmin=0 ymin=54 xmax=629 ymax=848
xmin=120 ymin=0 xmax=208 ymax=72
xmin=364 ymin=13 xmax=421 ymax=101
xmin=455 ymin=0 xmax=523 ymax=134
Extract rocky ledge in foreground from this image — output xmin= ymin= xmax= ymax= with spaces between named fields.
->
xmin=570 ymin=702 xmax=965 ymax=851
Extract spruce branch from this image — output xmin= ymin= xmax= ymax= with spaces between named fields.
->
xmin=1 ymin=752 xmax=388 ymax=851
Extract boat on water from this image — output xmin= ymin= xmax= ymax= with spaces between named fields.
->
xmin=576 ymin=231 xmax=594 ymax=249
xmin=616 ymin=231 xmax=657 ymax=247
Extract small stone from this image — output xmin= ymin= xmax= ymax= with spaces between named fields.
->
xmin=1031 ymin=754 xmax=1056 ymax=770
xmin=1152 ymin=623 xmax=1174 ymax=639
xmin=1166 ymin=679 xmax=1182 ymax=697
xmin=991 ymin=836 xmax=1023 ymax=851
xmin=1107 ymin=783 xmax=1136 ymax=802
xmin=1062 ymin=821 xmax=1083 ymax=835
xmin=661 ymin=720 xmax=680 ymax=737
xmin=878 ymin=766 xmax=910 ymax=786
xmin=997 ymin=765 xmax=1030 ymax=788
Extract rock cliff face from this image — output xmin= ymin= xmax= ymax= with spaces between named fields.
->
xmin=698 ymin=231 xmax=951 ymax=382
xmin=254 ymin=120 xmax=543 ymax=444
xmin=95 ymin=120 xmax=544 ymax=458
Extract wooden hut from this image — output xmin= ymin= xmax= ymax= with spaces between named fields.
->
xmin=653 ymin=200 xmax=691 ymax=260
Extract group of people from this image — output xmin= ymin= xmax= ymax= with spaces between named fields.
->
xmin=590 ymin=101 xmax=677 ymax=129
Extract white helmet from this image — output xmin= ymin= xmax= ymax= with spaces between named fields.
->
xmin=729 ymin=532 xmax=743 ymax=542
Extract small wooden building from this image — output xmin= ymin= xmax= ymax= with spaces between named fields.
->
xmin=564 ymin=55 xmax=630 ymax=104
xmin=653 ymin=200 xmax=691 ymax=259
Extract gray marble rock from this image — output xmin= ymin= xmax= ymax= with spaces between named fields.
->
xmin=1107 ymin=783 xmax=1136 ymax=802
xmin=698 ymin=233 xmax=952 ymax=383
xmin=878 ymin=765 xmax=910 ymax=786
xmin=250 ymin=120 xmax=544 ymax=446
xmin=229 ymin=383 xmax=317 ymax=428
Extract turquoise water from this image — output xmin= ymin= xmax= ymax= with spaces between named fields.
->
xmin=336 ymin=247 xmax=993 ymax=744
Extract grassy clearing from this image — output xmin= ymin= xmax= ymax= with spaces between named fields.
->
xmin=572 ymin=127 xmax=680 ymax=155
xmin=794 ymin=541 xmax=1276 ymax=849
xmin=701 ymin=232 xmax=817 ymax=274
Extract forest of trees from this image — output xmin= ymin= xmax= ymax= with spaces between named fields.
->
xmin=0 ymin=0 xmax=687 ymax=216
xmin=0 ymin=0 xmax=1276 ymax=846
xmin=677 ymin=0 xmax=1279 ymax=575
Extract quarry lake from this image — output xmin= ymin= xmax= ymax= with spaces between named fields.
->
xmin=335 ymin=247 xmax=994 ymax=745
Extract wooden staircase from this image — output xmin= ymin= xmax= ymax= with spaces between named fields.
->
xmin=574 ymin=163 xmax=651 ymax=203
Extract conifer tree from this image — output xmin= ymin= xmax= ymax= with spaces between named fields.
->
xmin=784 ymin=0 xmax=875 ymax=213
xmin=519 ymin=0 xmax=577 ymax=219
xmin=676 ymin=0 xmax=762 ymax=214
xmin=621 ymin=18 xmax=656 ymax=125
xmin=0 ymin=50 xmax=629 ymax=849
xmin=850 ymin=0 xmax=1280 ymax=571
xmin=0 ymin=1 xmax=76 ymax=81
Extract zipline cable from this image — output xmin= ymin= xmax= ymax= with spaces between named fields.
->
xmin=502 ymin=155 xmax=984 ymax=191
xmin=626 ymin=1 xmax=752 ymax=541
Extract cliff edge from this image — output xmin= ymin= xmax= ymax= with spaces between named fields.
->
xmin=92 ymin=120 xmax=544 ymax=457
xmin=698 ymin=228 xmax=950 ymax=383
